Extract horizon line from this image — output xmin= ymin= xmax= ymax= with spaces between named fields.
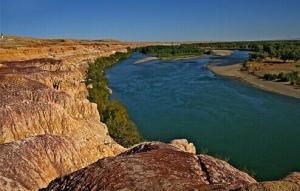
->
xmin=2 ymin=33 xmax=300 ymax=43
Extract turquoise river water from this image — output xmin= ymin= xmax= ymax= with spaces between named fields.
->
xmin=106 ymin=51 xmax=300 ymax=180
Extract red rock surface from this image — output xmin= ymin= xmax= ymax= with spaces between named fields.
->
xmin=42 ymin=142 xmax=256 ymax=191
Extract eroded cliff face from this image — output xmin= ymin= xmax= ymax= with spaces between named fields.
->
xmin=0 ymin=37 xmax=138 ymax=190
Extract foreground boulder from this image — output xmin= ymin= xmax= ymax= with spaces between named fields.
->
xmin=42 ymin=142 xmax=256 ymax=191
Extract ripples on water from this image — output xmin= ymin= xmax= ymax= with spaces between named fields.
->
xmin=107 ymin=51 xmax=300 ymax=180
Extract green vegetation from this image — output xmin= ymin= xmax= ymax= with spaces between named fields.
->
xmin=248 ymin=41 xmax=300 ymax=61
xmin=199 ymin=41 xmax=300 ymax=61
xmin=263 ymin=71 xmax=300 ymax=85
xmin=263 ymin=73 xmax=278 ymax=81
xmin=86 ymin=50 xmax=143 ymax=147
xmin=138 ymin=40 xmax=300 ymax=61
xmin=137 ymin=44 xmax=205 ymax=59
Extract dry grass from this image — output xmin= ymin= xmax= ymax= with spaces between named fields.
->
xmin=245 ymin=59 xmax=300 ymax=77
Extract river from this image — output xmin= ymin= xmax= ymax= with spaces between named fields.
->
xmin=106 ymin=51 xmax=300 ymax=180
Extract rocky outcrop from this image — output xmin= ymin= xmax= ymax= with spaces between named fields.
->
xmin=170 ymin=138 xmax=196 ymax=154
xmin=0 ymin=37 xmax=139 ymax=190
xmin=42 ymin=142 xmax=256 ymax=191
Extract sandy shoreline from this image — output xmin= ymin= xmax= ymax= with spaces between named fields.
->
xmin=134 ymin=56 xmax=160 ymax=64
xmin=162 ymin=55 xmax=207 ymax=61
xmin=210 ymin=49 xmax=233 ymax=56
xmin=207 ymin=63 xmax=300 ymax=99
xmin=134 ymin=54 xmax=208 ymax=64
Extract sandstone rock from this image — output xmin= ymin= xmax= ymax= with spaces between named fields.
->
xmin=283 ymin=172 xmax=300 ymax=186
xmin=0 ymin=38 xmax=139 ymax=190
xmin=42 ymin=142 xmax=256 ymax=191
xmin=170 ymin=139 xmax=196 ymax=154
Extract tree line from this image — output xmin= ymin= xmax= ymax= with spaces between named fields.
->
xmin=138 ymin=40 xmax=300 ymax=61
xmin=247 ymin=41 xmax=300 ymax=61
xmin=137 ymin=44 xmax=205 ymax=59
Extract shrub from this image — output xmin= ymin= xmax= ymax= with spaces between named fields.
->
xmin=103 ymin=100 xmax=143 ymax=147
xmin=86 ymin=50 xmax=144 ymax=147
xmin=277 ymin=72 xmax=289 ymax=82
xmin=263 ymin=73 xmax=277 ymax=81
xmin=286 ymin=71 xmax=300 ymax=85
xmin=241 ymin=61 xmax=249 ymax=71
xmin=273 ymin=71 xmax=300 ymax=85
xmin=249 ymin=52 xmax=266 ymax=61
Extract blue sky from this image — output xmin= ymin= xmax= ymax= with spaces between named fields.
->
xmin=1 ymin=0 xmax=300 ymax=41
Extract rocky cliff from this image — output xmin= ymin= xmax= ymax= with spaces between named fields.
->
xmin=1 ymin=36 xmax=299 ymax=191
xmin=0 ymin=36 xmax=137 ymax=190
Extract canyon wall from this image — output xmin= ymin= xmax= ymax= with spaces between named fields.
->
xmin=0 ymin=36 xmax=138 ymax=190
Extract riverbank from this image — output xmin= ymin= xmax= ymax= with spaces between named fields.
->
xmin=208 ymin=63 xmax=300 ymax=99
xmin=86 ymin=52 xmax=144 ymax=147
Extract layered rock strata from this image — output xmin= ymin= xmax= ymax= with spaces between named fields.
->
xmin=0 ymin=37 xmax=136 ymax=190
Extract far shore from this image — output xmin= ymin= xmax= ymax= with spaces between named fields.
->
xmin=134 ymin=49 xmax=233 ymax=64
xmin=207 ymin=63 xmax=300 ymax=99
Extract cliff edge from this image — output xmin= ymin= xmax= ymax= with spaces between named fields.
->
xmin=0 ymin=36 xmax=138 ymax=190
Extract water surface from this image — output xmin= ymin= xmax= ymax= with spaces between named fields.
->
xmin=107 ymin=52 xmax=300 ymax=180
